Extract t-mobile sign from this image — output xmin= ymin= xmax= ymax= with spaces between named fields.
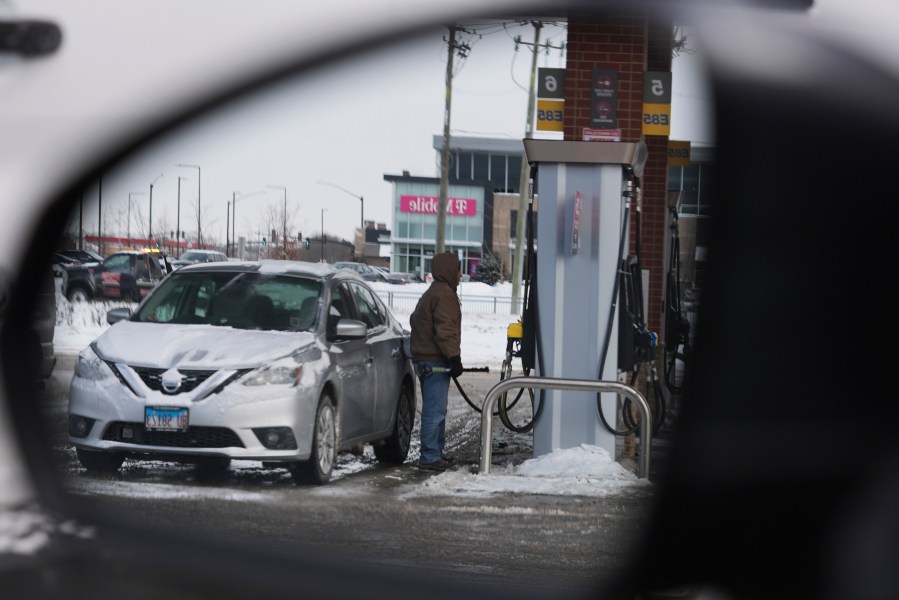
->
xmin=400 ymin=195 xmax=477 ymax=216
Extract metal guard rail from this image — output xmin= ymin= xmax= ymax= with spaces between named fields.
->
xmin=479 ymin=376 xmax=652 ymax=479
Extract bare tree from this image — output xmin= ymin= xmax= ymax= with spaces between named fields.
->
xmin=258 ymin=200 xmax=302 ymax=260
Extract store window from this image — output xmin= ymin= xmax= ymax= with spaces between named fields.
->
xmin=473 ymin=153 xmax=489 ymax=181
xmin=491 ymin=155 xmax=507 ymax=191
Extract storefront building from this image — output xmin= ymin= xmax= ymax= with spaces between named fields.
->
xmin=383 ymin=173 xmax=493 ymax=279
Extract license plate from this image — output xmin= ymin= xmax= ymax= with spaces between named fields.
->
xmin=145 ymin=406 xmax=189 ymax=432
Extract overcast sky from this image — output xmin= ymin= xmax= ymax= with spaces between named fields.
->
xmin=68 ymin=21 xmax=711 ymax=249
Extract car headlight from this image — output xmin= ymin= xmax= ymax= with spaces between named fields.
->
xmin=74 ymin=347 xmax=111 ymax=381
xmin=242 ymin=358 xmax=302 ymax=386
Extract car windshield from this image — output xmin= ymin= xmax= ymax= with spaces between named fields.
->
xmin=179 ymin=251 xmax=208 ymax=261
xmin=133 ymin=271 xmax=322 ymax=331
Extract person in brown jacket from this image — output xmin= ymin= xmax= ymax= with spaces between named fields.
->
xmin=409 ymin=252 xmax=463 ymax=470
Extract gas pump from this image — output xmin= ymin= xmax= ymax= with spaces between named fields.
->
xmin=663 ymin=206 xmax=692 ymax=395
xmin=517 ymin=139 xmax=649 ymax=459
xmin=605 ymin=183 xmax=666 ymax=438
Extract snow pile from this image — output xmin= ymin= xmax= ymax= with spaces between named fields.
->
xmin=405 ymin=444 xmax=652 ymax=499
xmin=0 ymin=504 xmax=95 ymax=555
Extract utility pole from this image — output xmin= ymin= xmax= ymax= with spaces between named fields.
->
xmin=149 ymin=172 xmax=163 ymax=246
xmin=436 ymin=26 xmax=471 ymax=254
xmin=511 ymin=21 xmax=545 ymax=315
xmin=436 ymin=26 xmax=456 ymax=255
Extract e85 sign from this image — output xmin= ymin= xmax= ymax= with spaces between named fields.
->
xmin=642 ymin=71 xmax=672 ymax=136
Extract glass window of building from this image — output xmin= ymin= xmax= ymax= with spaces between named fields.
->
xmin=456 ymin=151 xmax=472 ymax=179
xmin=491 ymin=155 xmax=507 ymax=192
xmin=680 ymin=163 xmax=700 ymax=214
xmin=507 ymin=155 xmax=522 ymax=194
xmin=473 ymin=153 xmax=489 ymax=181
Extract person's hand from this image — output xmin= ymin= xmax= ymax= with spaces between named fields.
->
xmin=449 ymin=356 xmax=463 ymax=378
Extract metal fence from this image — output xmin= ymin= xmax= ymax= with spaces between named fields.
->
xmin=374 ymin=289 xmax=523 ymax=315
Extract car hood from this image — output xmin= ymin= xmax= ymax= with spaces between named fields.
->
xmin=93 ymin=320 xmax=317 ymax=370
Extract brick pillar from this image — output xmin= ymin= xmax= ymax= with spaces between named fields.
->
xmin=564 ymin=11 xmax=672 ymax=334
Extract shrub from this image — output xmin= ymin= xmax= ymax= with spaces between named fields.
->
xmin=472 ymin=250 xmax=504 ymax=286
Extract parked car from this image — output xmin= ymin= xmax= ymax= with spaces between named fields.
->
xmin=384 ymin=272 xmax=416 ymax=285
xmin=51 ymin=249 xmax=103 ymax=279
xmin=332 ymin=261 xmax=387 ymax=282
xmin=64 ymin=249 xmax=169 ymax=302
xmin=68 ymin=260 xmax=416 ymax=484
xmin=55 ymin=249 xmax=104 ymax=265
xmin=171 ymin=249 xmax=229 ymax=270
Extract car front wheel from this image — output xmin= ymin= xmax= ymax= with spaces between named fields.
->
xmin=291 ymin=394 xmax=336 ymax=485
xmin=66 ymin=286 xmax=91 ymax=303
xmin=374 ymin=383 xmax=414 ymax=464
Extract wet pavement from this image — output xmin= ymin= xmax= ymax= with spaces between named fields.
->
xmin=17 ymin=354 xmax=672 ymax=600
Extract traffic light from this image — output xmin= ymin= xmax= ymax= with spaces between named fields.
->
xmin=304 ymin=238 xmax=310 ymax=249
xmin=262 ymin=237 xmax=267 ymax=246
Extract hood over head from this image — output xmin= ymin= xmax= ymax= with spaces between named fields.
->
xmin=431 ymin=252 xmax=460 ymax=289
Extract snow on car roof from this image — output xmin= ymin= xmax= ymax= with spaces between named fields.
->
xmin=176 ymin=259 xmax=339 ymax=279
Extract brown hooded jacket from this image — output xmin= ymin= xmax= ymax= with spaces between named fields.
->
xmin=409 ymin=252 xmax=461 ymax=362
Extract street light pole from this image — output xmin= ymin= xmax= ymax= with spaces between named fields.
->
xmin=177 ymin=163 xmax=201 ymax=247
xmin=266 ymin=185 xmax=287 ymax=259
xmin=149 ymin=172 xmax=164 ymax=245
xmin=232 ymin=189 xmax=266 ymax=259
xmin=128 ymin=192 xmax=146 ymax=248
xmin=321 ymin=208 xmax=327 ymax=262
xmin=176 ymin=176 xmax=187 ymax=257
xmin=317 ymin=180 xmax=363 ymax=252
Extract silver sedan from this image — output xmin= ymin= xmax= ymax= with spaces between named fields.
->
xmin=67 ymin=260 xmax=416 ymax=484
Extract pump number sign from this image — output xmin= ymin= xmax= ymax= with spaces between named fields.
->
xmin=536 ymin=99 xmax=564 ymax=132
xmin=642 ymin=71 xmax=672 ymax=136
xmin=536 ymin=68 xmax=566 ymax=132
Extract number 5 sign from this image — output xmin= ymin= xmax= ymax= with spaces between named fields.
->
xmin=643 ymin=71 xmax=672 ymax=136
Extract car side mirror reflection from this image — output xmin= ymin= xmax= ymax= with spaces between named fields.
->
xmin=106 ymin=307 xmax=132 ymax=325
xmin=335 ymin=318 xmax=367 ymax=339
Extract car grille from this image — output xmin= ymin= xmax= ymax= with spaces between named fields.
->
xmin=102 ymin=422 xmax=245 ymax=448
xmin=131 ymin=367 xmax=217 ymax=393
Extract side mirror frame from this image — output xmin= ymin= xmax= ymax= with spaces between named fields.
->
xmin=106 ymin=307 xmax=133 ymax=325
xmin=335 ymin=318 xmax=367 ymax=339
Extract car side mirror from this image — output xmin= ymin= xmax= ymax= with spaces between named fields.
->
xmin=335 ymin=318 xmax=367 ymax=339
xmin=106 ymin=307 xmax=132 ymax=325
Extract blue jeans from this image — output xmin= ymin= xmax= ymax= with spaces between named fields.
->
xmin=415 ymin=360 xmax=451 ymax=464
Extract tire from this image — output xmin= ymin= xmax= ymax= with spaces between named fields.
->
xmin=76 ymin=448 xmax=125 ymax=473
xmin=291 ymin=394 xmax=336 ymax=485
xmin=374 ymin=383 xmax=414 ymax=464
xmin=67 ymin=285 xmax=91 ymax=303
